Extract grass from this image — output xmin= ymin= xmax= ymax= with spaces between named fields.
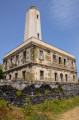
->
xmin=0 ymin=96 xmax=79 ymax=120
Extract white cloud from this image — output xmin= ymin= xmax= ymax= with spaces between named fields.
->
xmin=50 ymin=0 xmax=79 ymax=26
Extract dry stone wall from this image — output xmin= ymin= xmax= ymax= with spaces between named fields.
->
xmin=0 ymin=79 xmax=79 ymax=107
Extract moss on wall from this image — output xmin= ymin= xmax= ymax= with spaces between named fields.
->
xmin=25 ymin=72 xmax=35 ymax=81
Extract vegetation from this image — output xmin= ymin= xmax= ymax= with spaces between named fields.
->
xmin=0 ymin=69 xmax=4 ymax=79
xmin=0 ymin=96 xmax=79 ymax=120
xmin=36 ymin=92 xmax=41 ymax=97
xmin=22 ymin=95 xmax=32 ymax=115
xmin=0 ymin=64 xmax=3 ymax=70
xmin=45 ymin=89 xmax=51 ymax=95
xmin=16 ymin=90 xmax=22 ymax=97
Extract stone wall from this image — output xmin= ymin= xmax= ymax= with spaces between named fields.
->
xmin=0 ymin=79 xmax=79 ymax=107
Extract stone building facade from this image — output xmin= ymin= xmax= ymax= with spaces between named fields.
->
xmin=3 ymin=6 xmax=78 ymax=83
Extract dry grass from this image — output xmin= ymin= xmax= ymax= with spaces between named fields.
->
xmin=0 ymin=96 xmax=79 ymax=120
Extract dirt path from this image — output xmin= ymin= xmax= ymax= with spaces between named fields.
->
xmin=57 ymin=107 xmax=79 ymax=120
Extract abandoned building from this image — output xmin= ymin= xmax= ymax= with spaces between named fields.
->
xmin=3 ymin=6 xmax=78 ymax=83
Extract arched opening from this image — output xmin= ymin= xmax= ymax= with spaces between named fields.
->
xmin=60 ymin=73 xmax=63 ymax=81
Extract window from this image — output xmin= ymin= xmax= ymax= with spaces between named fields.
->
xmin=65 ymin=74 xmax=68 ymax=81
xmin=60 ymin=73 xmax=63 ymax=81
xmin=73 ymin=75 xmax=75 ymax=80
xmin=10 ymin=58 xmax=12 ymax=64
xmin=59 ymin=57 xmax=62 ymax=64
xmin=37 ymin=33 xmax=39 ymax=39
xmin=39 ymin=50 xmax=44 ymax=60
xmin=23 ymin=71 xmax=26 ymax=80
xmin=23 ymin=51 xmax=26 ymax=61
xmin=71 ymin=61 xmax=73 ymax=67
xmin=15 ymin=73 xmax=18 ymax=80
xmin=6 ymin=61 xmax=7 ymax=65
xmin=64 ymin=59 xmax=66 ymax=65
xmin=40 ymin=71 xmax=44 ymax=80
xmin=9 ymin=75 xmax=11 ymax=80
xmin=16 ymin=55 xmax=19 ymax=65
xmin=37 ymin=14 xmax=39 ymax=19
xmin=53 ymin=55 xmax=56 ymax=62
xmin=4 ymin=76 xmax=6 ymax=79
xmin=55 ymin=73 xmax=57 ymax=81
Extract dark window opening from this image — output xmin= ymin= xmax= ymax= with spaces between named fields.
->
xmin=40 ymin=71 xmax=44 ymax=80
xmin=23 ymin=71 xmax=26 ymax=80
xmin=73 ymin=75 xmax=75 ymax=80
xmin=16 ymin=55 xmax=19 ymax=65
xmin=65 ymin=74 xmax=68 ymax=81
xmin=9 ymin=75 xmax=11 ymax=80
xmin=71 ymin=61 xmax=73 ymax=67
xmin=23 ymin=51 xmax=26 ymax=61
xmin=10 ymin=58 xmax=12 ymax=64
xmin=53 ymin=55 xmax=56 ymax=62
xmin=37 ymin=33 xmax=39 ymax=39
xmin=15 ymin=73 xmax=18 ymax=80
xmin=4 ymin=76 xmax=6 ymax=79
xmin=55 ymin=73 xmax=57 ymax=81
xmin=60 ymin=73 xmax=63 ymax=81
xmin=59 ymin=57 xmax=62 ymax=64
xmin=6 ymin=61 xmax=7 ymax=65
xmin=37 ymin=14 xmax=39 ymax=19
xmin=64 ymin=59 xmax=66 ymax=65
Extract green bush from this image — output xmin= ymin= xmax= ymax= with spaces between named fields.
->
xmin=0 ymin=69 xmax=4 ymax=79
xmin=23 ymin=95 xmax=32 ymax=115
xmin=8 ymin=104 xmax=13 ymax=110
xmin=16 ymin=90 xmax=22 ymax=97
xmin=55 ymin=88 xmax=57 ymax=92
xmin=45 ymin=90 xmax=50 ymax=95
xmin=36 ymin=92 xmax=41 ymax=97
xmin=0 ymin=99 xmax=6 ymax=110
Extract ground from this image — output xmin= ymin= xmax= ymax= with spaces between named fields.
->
xmin=57 ymin=107 xmax=79 ymax=120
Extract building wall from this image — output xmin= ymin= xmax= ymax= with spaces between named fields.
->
xmin=3 ymin=46 xmax=33 ymax=72
xmin=3 ymin=44 xmax=78 ymax=83
xmin=32 ymin=65 xmax=78 ymax=83
xmin=33 ymin=46 xmax=77 ymax=72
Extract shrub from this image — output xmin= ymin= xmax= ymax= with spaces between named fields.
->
xmin=55 ymin=88 xmax=57 ymax=92
xmin=36 ymin=92 xmax=41 ymax=97
xmin=45 ymin=90 xmax=50 ymax=95
xmin=8 ymin=104 xmax=13 ymax=110
xmin=0 ymin=99 xmax=6 ymax=110
xmin=58 ymin=83 xmax=64 ymax=93
xmin=23 ymin=95 xmax=32 ymax=115
xmin=16 ymin=90 xmax=22 ymax=97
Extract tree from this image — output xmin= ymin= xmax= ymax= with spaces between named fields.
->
xmin=0 ymin=69 xmax=4 ymax=79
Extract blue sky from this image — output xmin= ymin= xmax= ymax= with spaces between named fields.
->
xmin=0 ymin=0 xmax=79 ymax=78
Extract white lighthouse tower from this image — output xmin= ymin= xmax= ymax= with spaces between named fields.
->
xmin=24 ymin=6 xmax=42 ymax=41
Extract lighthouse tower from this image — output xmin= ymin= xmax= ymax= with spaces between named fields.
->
xmin=24 ymin=6 xmax=42 ymax=41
